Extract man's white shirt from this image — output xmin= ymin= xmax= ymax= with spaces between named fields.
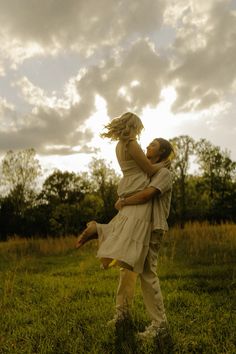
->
xmin=149 ymin=168 xmax=172 ymax=231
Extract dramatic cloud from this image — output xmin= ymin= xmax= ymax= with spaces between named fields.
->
xmin=166 ymin=0 xmax=236 ymax=112
xmin=0 ymin=0 xmax=165 ymax=67
xmin=75 ymin=39 xmax=168 ymax=117
xmin=0 ymin=0 xmax=235 ymax=164
xmin=0 ymin=38 xmax=168 ymax=154
xmin=0 ymin=77 xmax=94 ymax=154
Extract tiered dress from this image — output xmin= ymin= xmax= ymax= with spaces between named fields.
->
xmin=96 ymin=155 xmax=153 ymax=274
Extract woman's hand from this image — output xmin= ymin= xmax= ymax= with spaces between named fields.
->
xmin=153 ymin=159 xmax=171 ymax=171
xmin=163 ymin=159 xmax=171 ymax=169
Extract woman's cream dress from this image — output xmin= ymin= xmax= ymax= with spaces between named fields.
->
xmin=96 ymin=144 xmax=153 ymax=274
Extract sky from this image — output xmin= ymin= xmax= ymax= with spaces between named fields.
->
xmin=0 ymin=0 xmax=236 ymax=176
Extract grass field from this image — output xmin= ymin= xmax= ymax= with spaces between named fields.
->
xmin=0 ymin=223 xmax=235 ymax=353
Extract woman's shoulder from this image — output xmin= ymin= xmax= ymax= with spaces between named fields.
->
xmin=126 ymin=139 xmax=142 ymax=153
xmin=116 ymin=139 xmax=139 ymax=162
xmin=117 ymin=139 xmax=139 ymax=151
xmin=118 ymin=137 xmax=137 ymax=143
xmin=126 ymin=138 xmax=139 ymax=148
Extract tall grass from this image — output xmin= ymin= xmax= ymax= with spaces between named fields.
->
xmin=1 ymin=222 xmax=235 ymax=262
xmin=0 ymin=222 xmax=235 ymax=353
xmin=163 ymin=222 xmax=236 ymax=264
xmin=0 ymin=235 xmax=77 ymax=258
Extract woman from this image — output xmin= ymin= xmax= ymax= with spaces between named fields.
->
xmin=76 ymin=112 xmax=167 ymax=273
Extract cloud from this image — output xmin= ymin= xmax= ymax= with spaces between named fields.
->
xmin=0 ymin=74 xmax=95 ymax=154
xmin=0 ymin=0 xmax=236 ymax=162
xmin=14 ymin=76 xmax=79 ymax=109
xmin=0 ymin=118 xmax=94 ymax=155
xmin=75 ymin=39 xmax=169 ymax=118
xmin=0 ymin=60 xmax=5 ymax=76
xmin=0 ymin=0 xmax=170 ymax=157
xmin=1 ymin=0 xmax=235 ymax=115
xmin=0 ymin=97 xmax=17 ymax=129
xmin=0 ymin=38 xmax=168 ymax=155
xmin=0 ymin=0 xmax=166 ymax=68
xmin=166 ymin=0 xmax=236 ymax=112
xmin=0 ymin=89 xmax=94 ymax=154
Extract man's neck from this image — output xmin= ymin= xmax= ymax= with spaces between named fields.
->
xmin=148 ymin=157 xmax=160 ymax=164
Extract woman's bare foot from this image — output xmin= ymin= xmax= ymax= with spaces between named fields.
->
xmin=100 ymin=258 xmax=118 ymax=269
xmin=75 ymin=221 xmax=98 ymax=249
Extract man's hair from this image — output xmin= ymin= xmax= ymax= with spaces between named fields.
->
xmin=154 ymin=138 xmax=174 ymax=160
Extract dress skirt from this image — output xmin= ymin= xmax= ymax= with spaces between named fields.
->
xmin=96 ymin=200 xmax=152 ymax=274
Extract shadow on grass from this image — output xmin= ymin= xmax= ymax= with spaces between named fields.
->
xmin=152 ymin=330 xmax=174 ymax=354
xmin=113 ymin=317 xmax=174 ymax=354
xmin=114 ymin=317 xmax=137 ymax=354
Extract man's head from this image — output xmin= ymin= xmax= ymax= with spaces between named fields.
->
xmin=146 ymin=138 xmax=174 ymax=163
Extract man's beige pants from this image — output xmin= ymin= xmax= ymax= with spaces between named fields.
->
xmin=115 ymin=230 xmax=166 ymax=327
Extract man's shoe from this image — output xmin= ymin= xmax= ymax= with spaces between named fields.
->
xmin=137 ymin=322 xmax=168 ymax=340
xmin=107 ymin=312 xmax=133 ymax=328
xmin=107 ymin=317 xmax=118 ymax=327
xmin=107 ymin=314 xmax=125 ymax=327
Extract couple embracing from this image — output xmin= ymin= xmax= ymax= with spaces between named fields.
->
xmin=76 ymin=112 xmax=173 ymax=340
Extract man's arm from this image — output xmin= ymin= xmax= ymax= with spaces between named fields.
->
xmin=115 ymin=187 xmax=160 ymax=210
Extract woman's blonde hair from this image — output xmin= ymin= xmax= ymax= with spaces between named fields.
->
xmin=101 ymin=112 xmax=144 ymax=141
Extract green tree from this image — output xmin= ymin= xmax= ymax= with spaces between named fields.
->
xmin=38 ymin=170 xmax=95 ymax=236
xmin=49 ymin=195 xmax=104 ymax=236
xmin=196 ymin=139 xmax=236 ymax=221
xmin=1 ymin=148 xmax=41 ymax=213
xmin=88 ymin=158 xmax=120 ymax=222
xmin=170 ymin=135 xmax=195 ymax=227
xmin=40 ymin=170 xmax=91 ymax=206
xmin=196 ymin=139 xmax=236 ymax=196
xmin=1 ymin=148 xmax=41 ymax=197
xmin=0 ymin=149 xmax=41 ymax=239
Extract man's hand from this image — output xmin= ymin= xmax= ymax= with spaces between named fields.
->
xmin=115 ymin=198 xmax=123 ymax=210
xmin=158 ymin=159 xmax=171 ymax=170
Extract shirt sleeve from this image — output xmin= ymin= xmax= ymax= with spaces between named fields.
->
xmin=149 ymin=168 xmax=172 ymax=195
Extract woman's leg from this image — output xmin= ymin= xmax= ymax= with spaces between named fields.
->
xmin=75 ymin=221 xmax=98 ymax=249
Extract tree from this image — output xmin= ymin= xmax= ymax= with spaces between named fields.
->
xmin=196 ymin=139 xmax=236 ymax=196
xmin=0 ymin=149 xmax=41 ymax=239
xmin=40 ymin=170 xmax=91 ymax=206
xmin=37 ymin=170 xmax=94 ymax=236
xmin=1 ymin=148 xmax=41 ymax=212
xmin=196 ymin=139 xmax=236 ymax=221
xmin=170 ymin=135 xmax=195 ymax=227
xmin=88 ymin=158 xmax=120 ymax=222
xmin=49 ymin=195 xmax=104 ymax=236
xmin=1 ymin=148 xmax=41 ymax=196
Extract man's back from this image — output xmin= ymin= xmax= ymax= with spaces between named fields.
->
xmin=149 ymin=168 xmax=172 ymax=231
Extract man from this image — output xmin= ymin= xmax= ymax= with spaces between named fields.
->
xmin=76 ymin=138 xmax=173 ymax=339
xmin=110 ymin=137 xmax=173 ymax=339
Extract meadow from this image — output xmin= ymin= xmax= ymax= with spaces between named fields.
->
xmin=0 ymin=223 xmax=235 ymax=354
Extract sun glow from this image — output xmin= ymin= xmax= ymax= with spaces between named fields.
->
xmin=82 ymin=87 xmax=179 ymax=173
xmin=38 ymin=85 xmax=230 ymax=176
xmin=140 ymin=86 xmax=177 ymax=148
xmin=81 ymin=95 xmax=120 ymax=172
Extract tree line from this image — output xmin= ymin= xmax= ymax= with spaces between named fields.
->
xmin=0 ymin=135 xmax=235 ymax=241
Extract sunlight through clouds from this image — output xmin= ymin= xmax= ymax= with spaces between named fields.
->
xmin=0 ymin=0 xmax=235 ymax=172
xmin=82 ymin=95 xmax=120 ymax=172
xmin=140 ymin=86 xmax=177 ymax=147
